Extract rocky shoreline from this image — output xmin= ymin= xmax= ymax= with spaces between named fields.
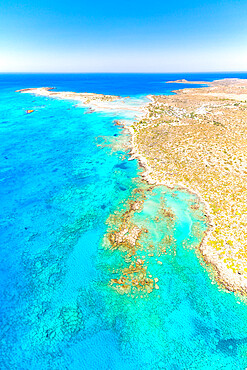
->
xmin=128 ymin=78 xmax=247 ymax=294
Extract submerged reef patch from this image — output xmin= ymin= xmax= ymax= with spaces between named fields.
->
xmin=100 ymin=185 xmax=207 ymax=300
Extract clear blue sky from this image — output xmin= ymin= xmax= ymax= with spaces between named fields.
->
xmin=0 ymin=0 xmax=247 ymax=72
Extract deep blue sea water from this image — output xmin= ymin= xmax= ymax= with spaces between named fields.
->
xmin=1 ymin=73 xmax=247 ymax=369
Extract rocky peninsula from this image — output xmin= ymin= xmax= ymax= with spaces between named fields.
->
xmin=130 ymin=78 xmax=247 ymax=294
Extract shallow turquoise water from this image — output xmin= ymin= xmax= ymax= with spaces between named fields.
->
xmin=1 ymin=74 xmax=247 ymax=369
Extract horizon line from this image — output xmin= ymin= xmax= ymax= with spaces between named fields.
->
xmin=1 ymin=71 xmax=247 ymax=74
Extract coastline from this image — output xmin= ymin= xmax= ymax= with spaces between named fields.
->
xmin=17 ymin=79 xmax=247 ymax=294
xmin=16 ymin=87 xmax=149 ymax=114
xmin=126 ymin=126 xmax=227 ymax=291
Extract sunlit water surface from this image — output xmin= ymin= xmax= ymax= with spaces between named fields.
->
xmin=1 ymin=74 xmax=247 ymax=369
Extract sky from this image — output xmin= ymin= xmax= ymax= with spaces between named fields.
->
xmin=0 ymin=0 xmax=247 ymax=72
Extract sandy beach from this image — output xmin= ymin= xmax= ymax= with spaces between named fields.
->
xmin=16 ymin=87 xmax=148 ymax=114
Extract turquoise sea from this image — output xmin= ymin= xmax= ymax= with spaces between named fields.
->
xmin=1 ymin=73 xmax=247 ymax=369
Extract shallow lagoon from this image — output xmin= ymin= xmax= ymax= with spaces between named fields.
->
xmin=1 ymin=74 xmax=247 ymax=369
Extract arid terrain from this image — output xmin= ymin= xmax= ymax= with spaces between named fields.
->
xmin=131 ymin=78 xmax=247 ymax=293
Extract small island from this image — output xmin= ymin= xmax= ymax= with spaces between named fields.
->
xmin=166 ymin=79 xmax=207 ymax=84
xmin=16 ymin=87 xmax=144 ymax=113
